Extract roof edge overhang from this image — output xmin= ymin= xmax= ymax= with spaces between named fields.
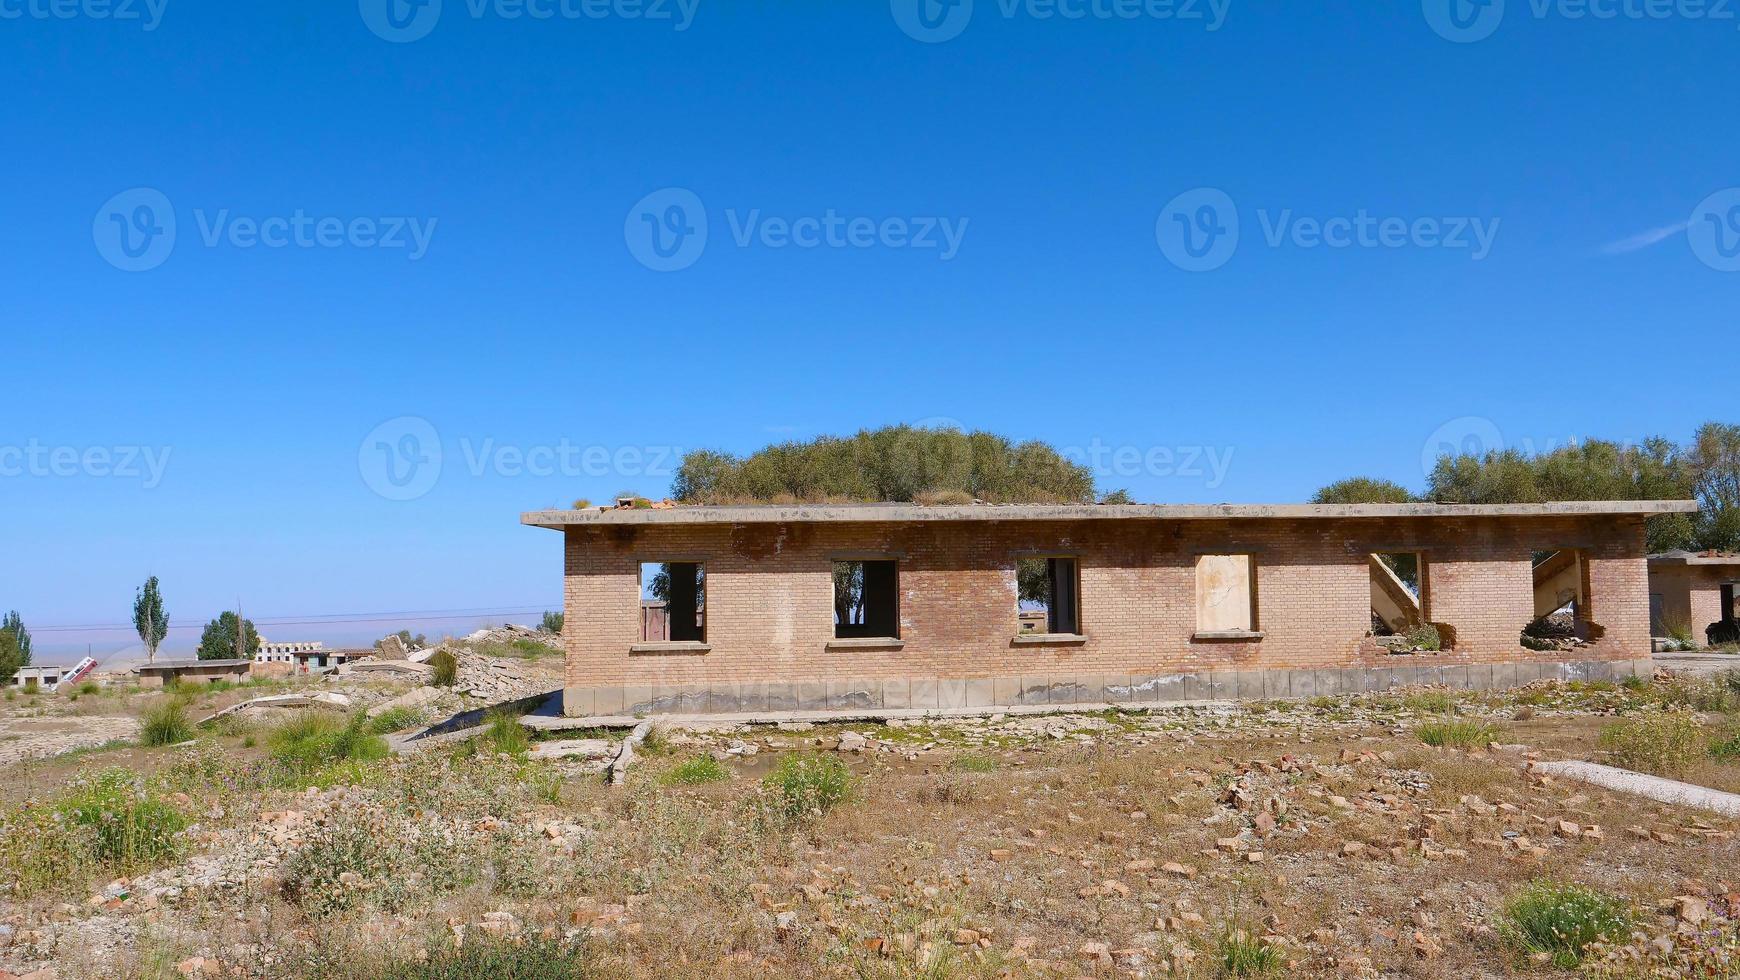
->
xmin=522 ymin=500 xmax=1699 ymax=530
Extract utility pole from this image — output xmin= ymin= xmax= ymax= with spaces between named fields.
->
xmin=234 ymin=599 xmax=243 ymax=660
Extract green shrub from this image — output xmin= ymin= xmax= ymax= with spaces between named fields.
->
xmin=368 ymin=706 xmax=427 ymax=734
xmin=1620 ymin=674 xmax=1648 ymax=692
xmin=1417 ymin=720 xmax=1498 ymax=748
xmin=663 ymin=755 xmax=729 ymax=785
xmin=0 ymin=807 xmax=98 ymax=898
xmin=77 ymin=681 xmax=99 ymax=696
xmin=55 ymin=768 xmax=187 ymax=870
xmin=1217 ymin=927 xmax=1283 ymax=976
xmin=1711 ymin=729 xmax=1740 ymax=762
xmin=1404 ymin=622 xmax=1442 ymax=652
xmin=1401 ymin=689 xmax=1457 ymax=715
xmin=428 ymin=649 xmax=458 ymax=687
xmin=1599 ymin=708 xmax=1705 ymax=776
xmin=270 ymin=712 xmax=389 ymax=778
xmin=950 ymin=753 xmax=998 ymax=773
xmin=1502 ymin=881 xmax=1632 ymax=968
xmin=481 ymin=709 xmax=529 ymax=756
xmin=369 ymin=934 xmax=594 ymax=979
xmin=139 ymin=699 xmax=193 ymax=747
xmin=765 ymin=754 xmax=855 ymax=820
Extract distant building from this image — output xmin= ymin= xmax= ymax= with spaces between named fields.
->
xmin=255 ymin=638 xmax=351 ymax=673
xmin=9 ymin=665 xmax=69 ymax=690
xmin=7 ymin=658 xmax=99 ymax=692
xmin=136 ymin=658 xmax=252 ymax=688
xmin=1648 ymin=551 xmax=1740 ymax=643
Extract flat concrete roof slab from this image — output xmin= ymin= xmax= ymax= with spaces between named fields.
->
xmin=524 ymin=499 xmax=1699 ymax=529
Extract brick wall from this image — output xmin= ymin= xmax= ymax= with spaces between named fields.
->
xmin=558 ymin=514 xmax=1651 ymax=697
xmin=1650 ymin=564 xmax=1739 ymax=640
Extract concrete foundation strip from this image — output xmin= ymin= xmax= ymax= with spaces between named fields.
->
xmin=1530 ymin=760 xmax=1740 ymax=817
xmin=609 ymin=720 xmax=654 ymax=786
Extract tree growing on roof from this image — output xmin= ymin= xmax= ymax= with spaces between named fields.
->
xmin=195 ymin=611 xmax=259 ymax=661
xmin=670 ymin=426 xmax=1096 ymax=505
xmin=1311 ymin=477 xmax=1417 ymax=505
xmin=133 ymin=577 xmax=168 ymax=664
xmin=1425 ymin=436 xmax=1697 ymax=553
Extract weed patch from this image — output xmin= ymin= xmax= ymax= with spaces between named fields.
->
xmin=663 ymin=755 xmax=729 ymax=786
xmin=140 ymin=698 xmax=193 ymax=747
xmin=1599 ymin=708 xmax=1705 ymax=776
xmin=1501 ymin=880 xmax=1632 ymax=969
xmin=1416 ymin=720 xmax=1498 ymax=748
xmin=764 ymin=754 xmax=855 ymax=821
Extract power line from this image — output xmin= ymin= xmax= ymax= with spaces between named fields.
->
xmin=28 ymin=604 xmax=561 ymax=634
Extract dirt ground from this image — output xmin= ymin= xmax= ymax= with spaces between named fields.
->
xmin=1 ymin=672 xmax=1738 ymax=979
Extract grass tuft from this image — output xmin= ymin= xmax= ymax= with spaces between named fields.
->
xmin=949 ymin=753 xmax=998 ymax=773
xmin=1598 ymin=708 xmax=1704 ymax=776
xmin=765 ymin=754 xmax=855 ymax=820
xmin=140 ymin=698 xmax=194 ymax=747
xmin=1217 ymin=926 xmax=1283 ymax=976
xmin=663 ymin=755 xmax=729 ymax=786
xmin=270 ymin=711 xmax=390 ymax=779
xmin=1417 ymin=720 xmax=1498 ymax=748
xmin=1501 ymin=880 xmax=1632 ymax=969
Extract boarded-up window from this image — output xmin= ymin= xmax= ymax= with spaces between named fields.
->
xmin=1196 ymin=554 xmax=1254 ymax=633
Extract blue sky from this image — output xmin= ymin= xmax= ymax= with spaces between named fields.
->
xmin=3 ymin=0 xmax=1737 ymax=661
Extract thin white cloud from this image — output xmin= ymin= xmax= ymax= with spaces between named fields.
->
xmin=1601 ymin=221 xmax=1688 ymax=255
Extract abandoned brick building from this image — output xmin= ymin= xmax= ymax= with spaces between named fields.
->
xmin=523 ymin=500 xmax=1698 ymax=717
xmin=1648 ymin=550 xmax=1740 ymax=645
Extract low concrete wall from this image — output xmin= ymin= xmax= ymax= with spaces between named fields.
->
xmin=565 ymin=657 xmax=1652 ymax=717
